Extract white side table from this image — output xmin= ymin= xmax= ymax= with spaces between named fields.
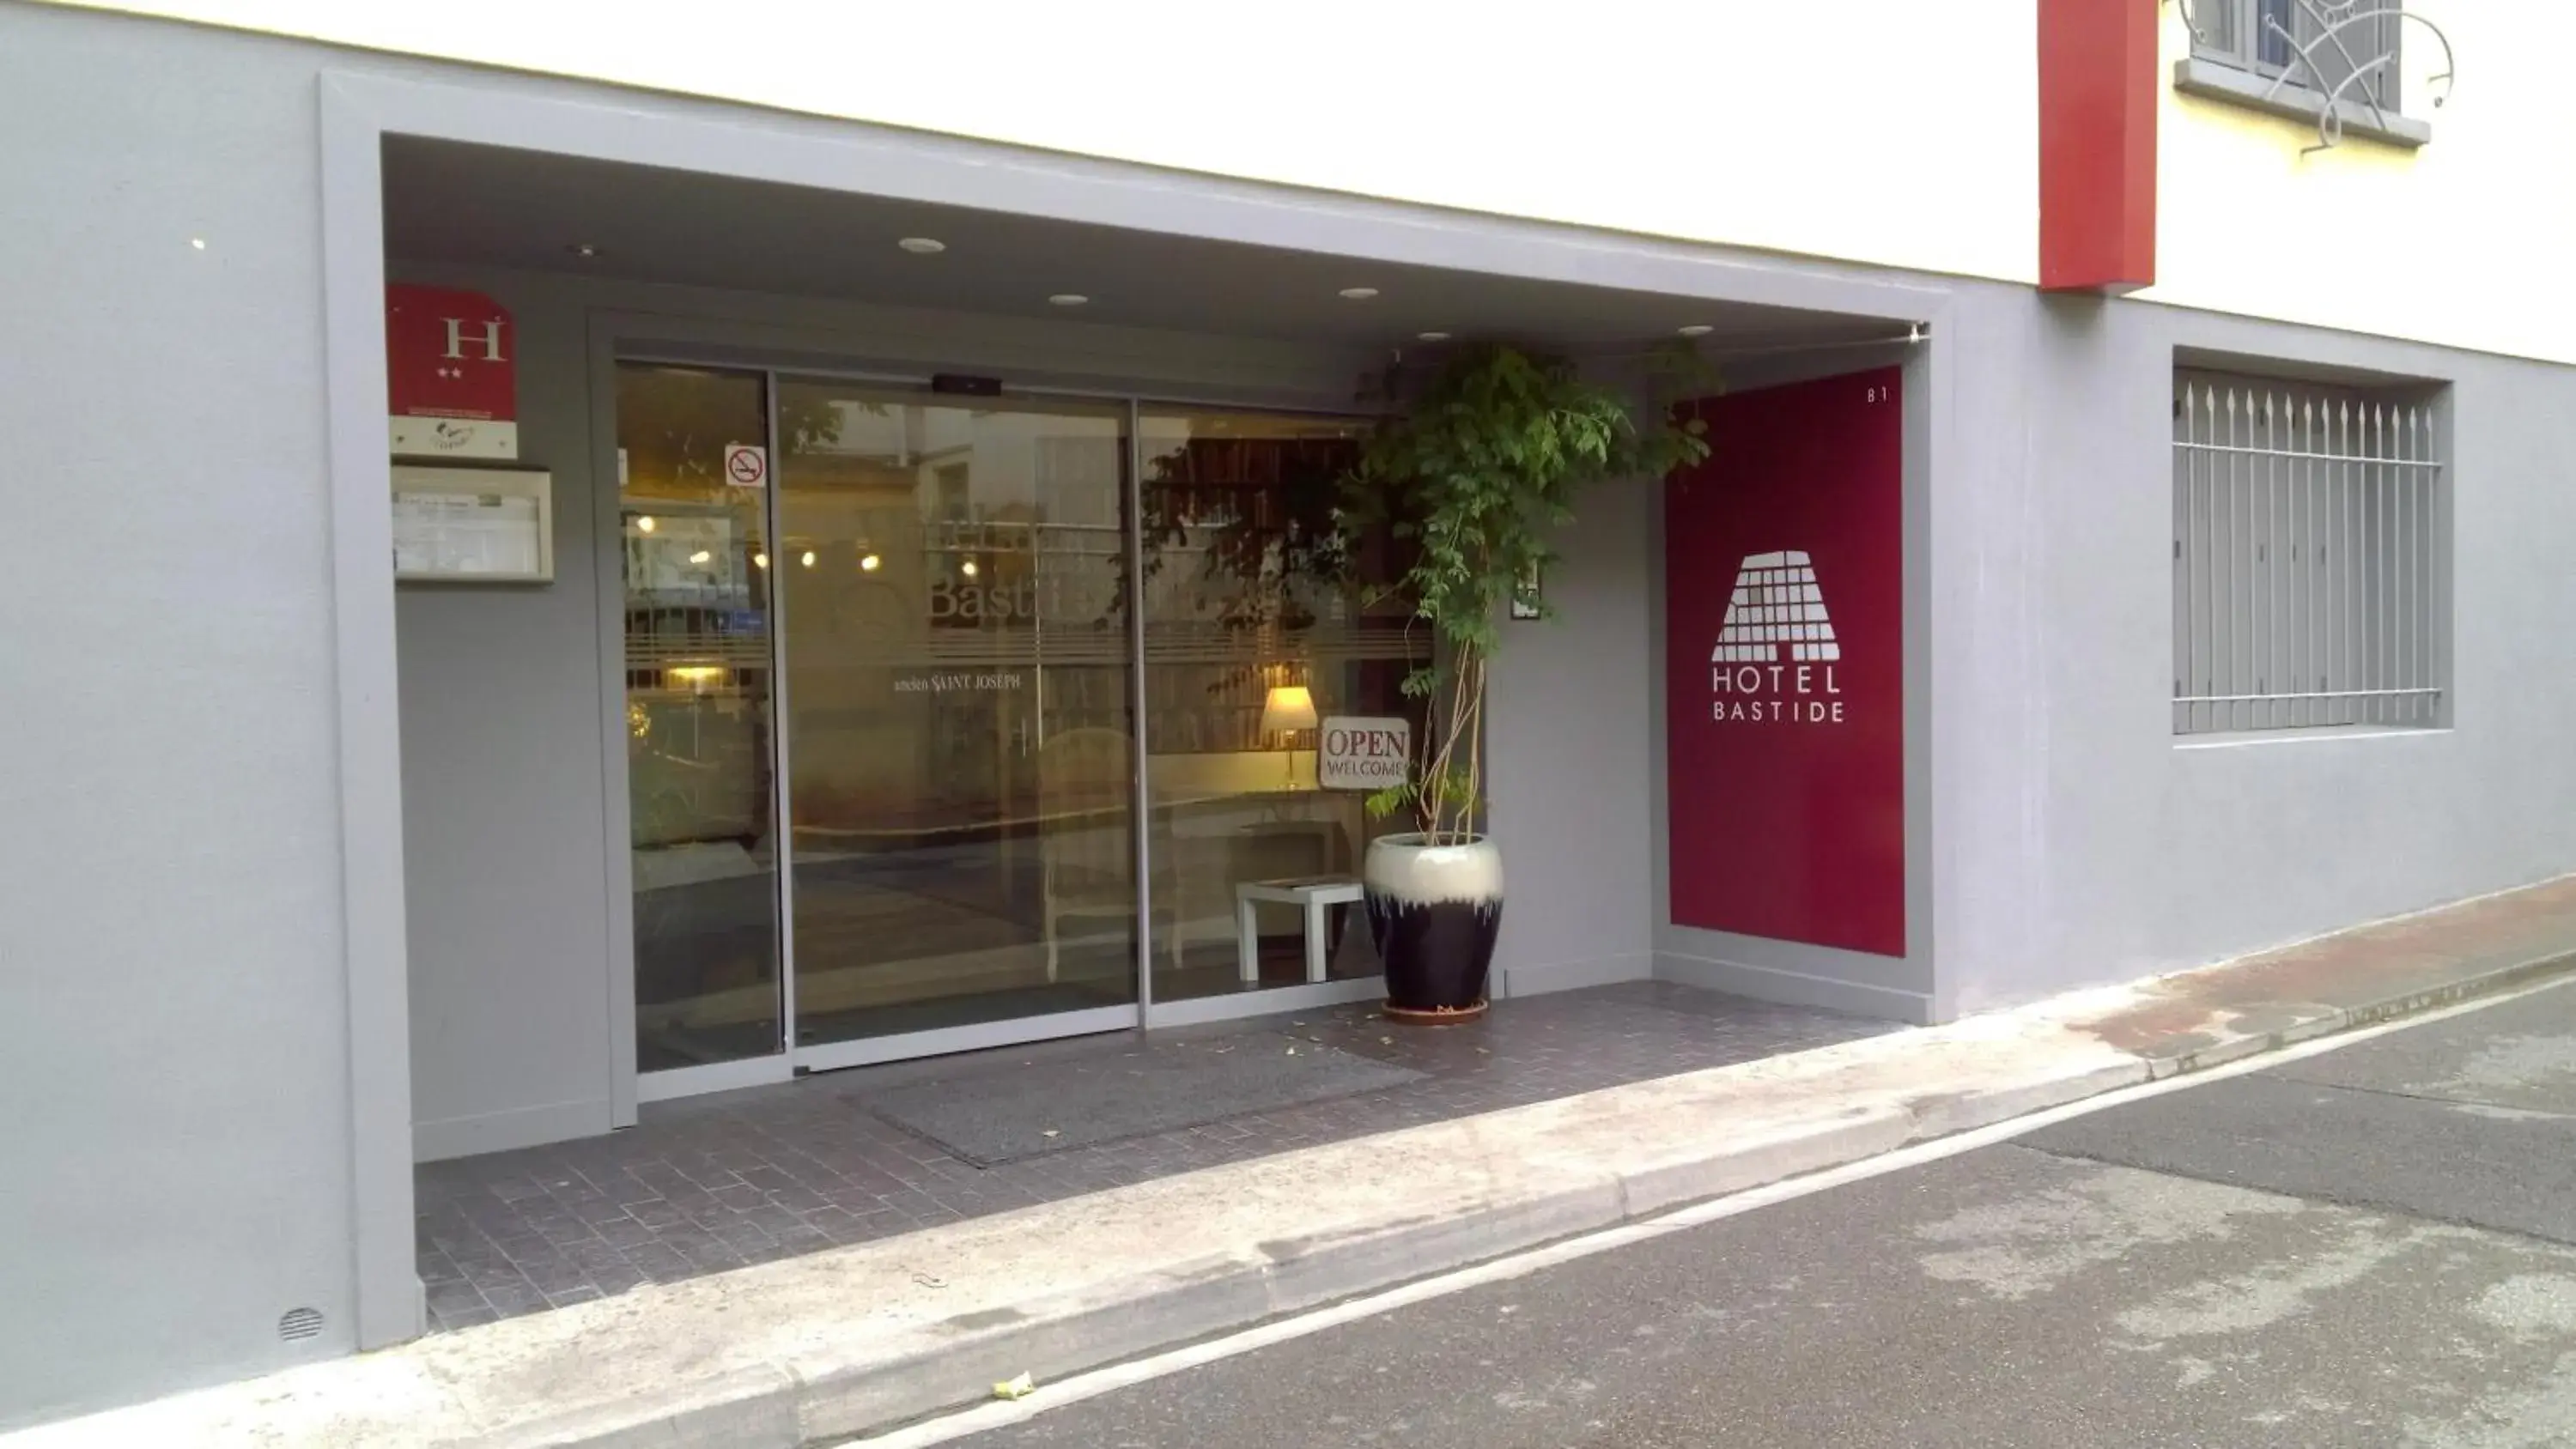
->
xmin=1235 ymin=876 xmax=1366 ymax=985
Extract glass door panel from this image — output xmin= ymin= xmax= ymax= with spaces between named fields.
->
xmin=775 ymin=381 xmax=1138 ymax=1050
xmin=1134 ymin=408 xmax=1431 ymax=1002
xmin=617 ymin=364 xmax=783 ymax=1071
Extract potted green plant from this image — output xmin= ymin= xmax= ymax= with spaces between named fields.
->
xmin=1346 ymin=343 xmax=1708 ymax=1019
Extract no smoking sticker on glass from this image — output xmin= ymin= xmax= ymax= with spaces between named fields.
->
xmin=723 ymin=443 xmax=768 ymax=489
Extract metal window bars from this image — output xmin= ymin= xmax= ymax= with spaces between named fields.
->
xmin=2172 ymin=372 xmax=2446 ymax=735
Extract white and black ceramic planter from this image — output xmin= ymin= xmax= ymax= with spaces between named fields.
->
xmin=1364 ymin=833 xmax=1504 ymax=1021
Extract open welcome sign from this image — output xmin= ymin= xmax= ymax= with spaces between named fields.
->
xmin=1318 ymin=716 xmax=1411 ymax=791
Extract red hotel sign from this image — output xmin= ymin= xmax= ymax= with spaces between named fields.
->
xmin=386 ymin=284 xmax=519 ymax=459
xmin=1664 ymin=367 xmax=1905 ymax=958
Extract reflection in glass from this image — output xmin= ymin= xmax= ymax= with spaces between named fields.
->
xmin=775 ymin=383 xmax=1140 ymax=1045
xmin=617 ymin=365 xmax=782 ymax=1071
xmin=1135 ymin=409 xmax=1431 ymax=1002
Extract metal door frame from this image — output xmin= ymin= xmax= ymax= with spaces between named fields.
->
xmin=625 ymin=357 xmax=1382 ymax=1101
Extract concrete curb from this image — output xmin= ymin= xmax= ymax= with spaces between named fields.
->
xmin=2130 ymin=947 xmax=2576 ymax=1081
xmin=23 ymin=945 xmax=2576 ymax=1449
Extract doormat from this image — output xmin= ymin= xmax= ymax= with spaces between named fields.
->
xmin=854 ymin=1039 xmax=1425 ymax=1166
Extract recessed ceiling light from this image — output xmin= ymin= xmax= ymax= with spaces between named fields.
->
xmin=1417 ymin=330 xmax=1451 ymax=342
xmin=687 ymin=550 xmax=712 ymax=565
xmin=800 ymin=550 xmax=817 ymax=568
xmin=960 ymin=559 xmax=981 ymax=578
xmin=568 ymin=242 xmax=601 ymax=259
xmin=860 ymin=553 xmax=882 ymax=572
xmin=1048 ymin=293 xmax=1090 ymax=306
xmin=1677 ymin=324 xmax=1715 ymax=337
xmin=1339 ymin=287 xmax=1380 ymax=300
xmin=897 ymin=237 xmax=946 ymax=255
xmin=753 ymin=552 xmax=769 ymax=569
xmin=635 ymin=515 xmax=656 ymax=534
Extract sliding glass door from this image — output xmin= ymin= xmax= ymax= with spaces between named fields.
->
xmin=617 ymin=365 xmax=783 ymax=1074
xmin=774 ymin=381 xmax=1139 ymax=1067
xmin=1133 ymin=408 xmax=1430 ymax=1006
xmin=618 ymin=365 xmax=1413 ymax=1089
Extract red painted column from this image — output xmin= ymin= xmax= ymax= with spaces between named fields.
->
xmin=2039 ymin=0 xmax=2159 ymax=293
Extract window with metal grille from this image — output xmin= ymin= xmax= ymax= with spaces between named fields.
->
xmin=2172 ymin=369 xmax=2447 ymax=735
xmin=2188 ymin=0 xmax=2403 ymax=112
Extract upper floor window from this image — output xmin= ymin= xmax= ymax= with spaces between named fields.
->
xmin=2191 ymin=0 xmax=2402 ymax=111
xmin=2175 ymin=0 xmax=2445 ymax=149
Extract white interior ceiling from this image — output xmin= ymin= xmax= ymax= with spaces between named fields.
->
xmin=383 ymin=138 xmax=1904 ymax=355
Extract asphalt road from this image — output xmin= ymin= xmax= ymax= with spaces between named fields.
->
xmin=938 ymin=980 xmax=2576 ymax=1448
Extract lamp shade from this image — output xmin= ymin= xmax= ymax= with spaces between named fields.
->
xmin=1260 ymin=684 xmax=1318 ymax=736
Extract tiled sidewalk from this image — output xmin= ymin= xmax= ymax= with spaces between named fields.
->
xmin=414 ymin=982 xmax=1896 ymax=1331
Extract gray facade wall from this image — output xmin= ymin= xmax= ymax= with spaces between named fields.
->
xmin=1926 ymin=285 xmax=2049 ymax=1022
xmin=392 ymin=271 xmax=619 ymax=1161
xmin=1929 ymin=288 xmax=2576 ymax=1016
xmin=1488 ymin=476 xmax=1657 ymax=997
xmin=0 ymin=3 xmax=365 ymax=1426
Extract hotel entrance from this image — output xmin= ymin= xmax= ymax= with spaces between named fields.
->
xmin=618 ymin=364 xmax=1427 ymax=1094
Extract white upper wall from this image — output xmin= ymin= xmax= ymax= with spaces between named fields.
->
xmin=46 ymin=3 xmax=2576 ymax=363
xmin=52 ymin=1 xmax=2574 ymax=362
xmin=2146 ymin=1 xmax=2576 ymax=367
xmin=44 ymin=0 xmax=2038 ymax=286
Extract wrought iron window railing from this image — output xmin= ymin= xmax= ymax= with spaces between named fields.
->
xmin=2189 ymin=0 xmax=2402 ymax=109
xmin=2172 ymin=371 xmax=2449 ymax=736
xmin=2175 ymin=0 xmax=2454 ymax=149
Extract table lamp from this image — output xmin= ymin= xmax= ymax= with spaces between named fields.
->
xmin=1261 ymin=684 xmax=1318 ymax=787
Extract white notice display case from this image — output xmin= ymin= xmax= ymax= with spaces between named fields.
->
xmin=392 ymin=464 xmax=553 ymax=584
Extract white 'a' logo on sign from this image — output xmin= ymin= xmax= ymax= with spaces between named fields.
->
xmin=1711 ymin=551 xmax=1838 ymax=664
